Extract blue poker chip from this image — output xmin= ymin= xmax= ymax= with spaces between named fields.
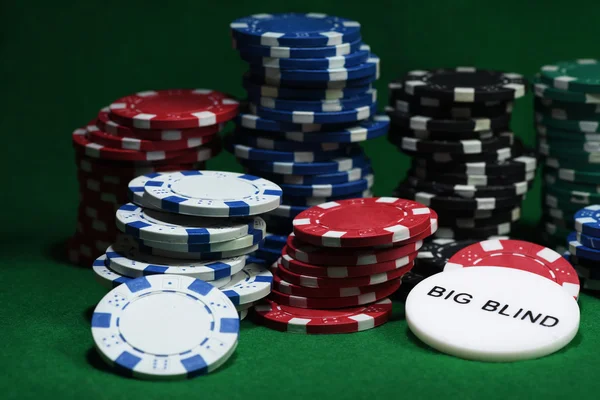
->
xmin=267 ymin=204 xmax=309 ymax=218
xmin=235 ymin=38 xmax=363 ymax=59
xmin=576 ymin=231 xmax=600 ymax=249
xmin=255 ymin=164 xmax=373 ymax=185
xmin=278 ymin=174 xmax=374 ymax=197
xmin=262 ymin=115 xmax=390 ymax=143
xmin=237 ymin=111 xmax=325 ymax=133
xmin=239 ymin=44 xmax=371 ymax=70
xmin=225 ymin=135 xmax=352 ymax=162
xmin=249 ymin=55 xmax=379 ymax=83
xmin=575 ymin=205 xmax=600 ymax=237
xmin=569 ymin=232 xmax=600 ymax=262
xmin=233 ymin=130 xmax=345 ymax=152
xmin=242 ymin=74 xmax=372 ymax=100
xmin=281 ymin=188 xmax=371 ymax=207
xmin=250 ymin=102 xmax=377 ymax=124
xmin=240 ymin=149 xmax=369 ymax=175
xmin=251 ymin=89 xmax=377 ymax=112
xmin=230 ymin=13 xmax=361 ymax=47
xmin=248 ymin=69 xmax=377 ymax=89
xmin=264 ymin=233 xmax=288 ymax=247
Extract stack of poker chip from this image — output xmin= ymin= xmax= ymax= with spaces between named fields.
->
xmin=534 ymin=59 xmax=600 ymax=251
xmin=227 ymin=13 xmax=387 ymax=252
xmin=69 ymin=89 xmax=239 ymax=266
xmin=566 ymin=204 xmax=600 ymax=291
xmin=254 ymin=197 xmax=438 ymax=334
xmin=388 ymin=68 xmax=536 ymax=240
xmin=91 ymin=170 xmax=282 ymax=320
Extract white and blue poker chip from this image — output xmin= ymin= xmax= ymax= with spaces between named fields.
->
xmin=226 ymin=136 xmax=351 ymax=162
xmin=220 ymin=262 xmax=273 ymax=306
xmin=115 ymin=202 xmax=263 ymax=244
xmin=135 ymin=223 xmax=266 ymax=253
xmin=242 ymin=74 xmax=372 ymax=100
xmin=256 ymin=164 xmax=373 ymax=185
xmin=234 ymin=38 xmax=363 ymax=59
xmin=240 ymin=149 xmax=369 ymax=175
xmin=91 ymin=274 xmax=239 ymax=379
xmin=230 ymin=13 xmax=361 ymax=47
xmin=137 ymin=241 xmax=260 ymax=261
xmin=142 ymin=170 xmax=282 ymax=217
xmin=252 ymin=89 xmax=377 ymax=112
xmin=569 ymin=232 xmax=600 ymax=262
xmin=239 ymin=45 xmax=371 ymax=70
xmin=249 ymin=55 xmax=379 ymax=83
xmin=92 ymin=254 xmax=133 ymax=289
xmin=278 ymin=174 xmax=374 ymax=197
xmin=251 ymin=102 xmax=376 ymax=124
xmin=105 ymin=242 xmax=247 ymax=281
xmin=575 ymin=205 xmax=600 ymax=237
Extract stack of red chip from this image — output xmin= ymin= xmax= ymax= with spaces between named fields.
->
xmin=68 ymin=89 xmax=239 ymax=267
xmin=254 ymin=197 xmax=438 ymax=334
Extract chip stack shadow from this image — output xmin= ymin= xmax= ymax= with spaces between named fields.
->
xmin=534 ymin=59 xmax=600 ymax=252
xmin=227 ymin=13 xmax=390 ymax=259
xmin=388 ymin=68 xmax=536 ymax=240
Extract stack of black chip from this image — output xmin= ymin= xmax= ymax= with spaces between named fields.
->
xmin=388 ymin=68 xmax=537 ymax=240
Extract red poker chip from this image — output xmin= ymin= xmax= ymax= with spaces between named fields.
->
xmin=269 ymin=278 xmax=401 ymax=309
xmin=445 ymin=239 xmax=580 ymax=298
xmin=108 ymin=89 xmax=239 ymax=130
xmin=285 ymin=234 xmax=424 ymax=266
xmin=253 ymin=298 xmax=393 ymax=334
xmin=280 ymin=246 xmax=418 ymax=277
xmin=273 ymin=258 xmax=413 ymax=288
xmin=96 ymin=107 xmax=223 ymax=140
xmin=86 ymin=123 xmax=217 ymax=152
xmin=292 ymin=197 xmax=433 ymax=248
xmin=273 ymin=267 xmax=402 ymax=298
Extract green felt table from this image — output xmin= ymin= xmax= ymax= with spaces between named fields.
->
xmin=3 ymin=1 xmax=600 ymax=399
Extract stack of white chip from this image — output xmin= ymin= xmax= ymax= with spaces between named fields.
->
xmin=91 ymin=170 xmax=283 ymax=319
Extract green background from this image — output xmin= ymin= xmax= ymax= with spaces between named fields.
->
xmin=3 ymin=1 xmax=600 ymax=399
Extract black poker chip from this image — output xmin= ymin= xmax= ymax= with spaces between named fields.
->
xmin=416 ymin=238 xmax=481 ymax=272
xmin=390 ymin=131 xmax=514 ymax=155
xmin=434 ymin=222 xmax=514 ymax=239
xmin=412 ymin=154 xmax=538 ymax=177
xmin=400 ymin=142 xmax=523 ymax=163
xmin=387 ymin=107 xmax=512 ymax=133
xmin=437 ymin=207 xmax=521 ymax=228
xmin=394 ymin=185 xmax=524 ymax=211
xmin=411 ymin=167 xmax=534 ymax=186
xmin=400 ymin=68 xmax=528 ymax=103
xmin=439 ymin=205 xmax=522 ymax=219
xmin=405 ymin=175 xmax=533 ymax=198
xmin=389 ymin=126 xmax=496 ymax=141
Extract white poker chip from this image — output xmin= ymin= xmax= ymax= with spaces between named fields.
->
xmin=139 ymin=242 xmax=260 ymax=260
xmin=406 ymin=267 xmax=580 ymax=362
xmin=92 ymin=254 xmax=133 ymax=289
xmin=143 ymin=170 xmax=283 ymax=217
xmin=91 ymin=274 xmax=239 ymax=379
xmin=116 ymin=202 xmax=263 ymax=244
xmin=220 ymin=263 xmax=273 ymax=306
xmin=235 ymin=301 xmax=255 ymax=312
xmin=135 ymin=218 xmax=266 ymax=253
xmin=105 ymin=243 xmax=246 ymax=281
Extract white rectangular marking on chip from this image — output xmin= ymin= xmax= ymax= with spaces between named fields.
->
xmin=415 ymin=192 xmax=434 ymax=206
xmin=412 ymin=207 xmax=432 ymax=215
xmin=349 ymin=314 xmax=375 ymax=330
xmin=270 ymin=47 xmax=290 ymax=58
xmin=410 ymin=116 xmax=429 ymax=131
xmin=474 ymin=119 xmax=490 ymax=131
xmin=330 ymin=69 xmax=348 ymax=81
xmin=369 ymin=273 xmax=387 ymax=285
xmin=292 ymin=111 xmax=315 ymax=124
xmin=357 ymin=255 xmax=377 ymax=265
xmin=376 ymin=197 xmax=397 ymax=203
xmin=403 ymin=138 xmax=418 ymax=151
xmin=454 ymin=88 xmax=475 ymax=102
xmin=292 ymin=218 xmax=311 ymax=226
xmin=481 ymin=239 xmax=503 ymax=251
xmin=462 ymin=140 xmax=482 ymax=154
xmin=322 ymin=231 xmax=345 ymax=247
xmin=537 ymin=247 xmax=560 ymax=263
xmin=386 ymin=225 xmax=410 ymax=241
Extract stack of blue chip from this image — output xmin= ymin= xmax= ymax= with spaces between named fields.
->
xmin=228 ymin=13 xmax=388 ymax=259
xmin=565 ymin=205 xmax=600 ymax=291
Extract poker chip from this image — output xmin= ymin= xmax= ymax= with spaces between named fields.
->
xmin=240 ymin=151 xmax=370 ymax=175
xmin=276 ymin=174 xmax=374 ymax=197
xmin=251 ymin=102 xmax=376 ymax=124
xmin=395 ymin=186 xmax=523 ymax=211
xmin=388 ymin=109 xmax=512 ymax=133
xmin=252 ymin=89 xmax=377 ymax=112
xmin=105 ymin=243 xmax=246 ymax=281
xmin=108 ymin=89 xmax=239 ymax=130
xmin=402 ymin=68 xmax=527 ymax=103
xmin=280 ymin=247 xmax=417 ymax=278
xmin=281 ymin=188 xmax=372 ymax=207
xmin=533 ymin=75 xmax=600 ymax=104
xmin=254 ymin=298 xmax=393 ymax=334
xmin=540 ymin=59 xmax=600 ymax=93
xmin=413 ymin=155 xmax=537 ymax=176
xmin=406 ymin=175 xmax=531 ymax=199
xmin=91 ymin=274 xmax=239 ymax=379
xmin=569 ymin=231 xmax=600 ymax=262
xmin=219 ymin=262 xmax=273 ymax=306
xmin=575 ymin=205 xmax=600 ymax=236
xmin=258 ymin=165 xmax=372 ymax=186
xmin=269 ymin=278 xmax=400 ymax=309
xmin=234 ymin=131 xmax=343 ymax=153
xmin=416 ymin=238 xmax=479 ymax=274
xmin=254 ymin=71 xmax=377 ymax=90
xmin=434 ymin=222 xmax=513 ymax=239
xmin=575 ymin=231 xmax=600 ymax=249
xmin=240 ymin=45 xmax=371 ymax=70
xmin=285 ymin=234 xmax=424 ymax=266
xmin=445 ymin=239 xmax=580 ymax=298
xmin=226 ymin=138 xmax=353 ymax=162
xmin=138 ymin=241 xmax=260 ymax=261
xmin=230 ymin=13 xmax=361 ymax=47
xmin=143 ymin=170 xmax=282 ymax=217
xmin=406 ymin=267 xmax=579 ymax=362
xmin=293 ymin=197 xmax=433 ymax=248
xmin=234 ymin=37 xmax=363 ymax=58
xmin=92 ymin=254 xmax=133 ymax=289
